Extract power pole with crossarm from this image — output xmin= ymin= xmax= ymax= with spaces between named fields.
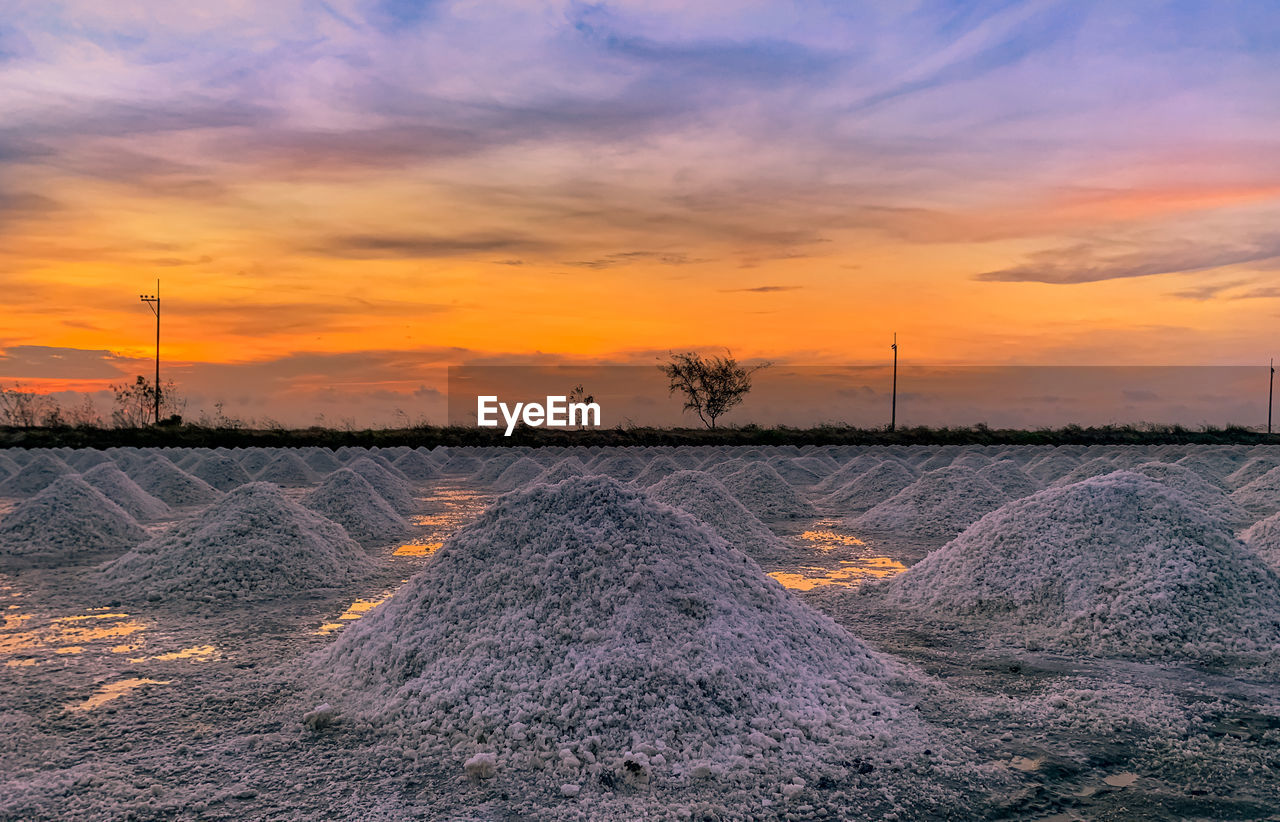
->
xmin=139 ymin=281 xmax=160 ymax=425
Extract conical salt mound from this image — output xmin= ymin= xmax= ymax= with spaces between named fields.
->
xmin=648 ymin=470 xmax=790 ymax=563
xmin=882 ymin=472 xmax=1280 ymax=660
xmin=1024 ymin=450 xmax=1081 ymax=484
xmin=976 ymin=459 xmax=1040 ymax=500
xmin=821 ymin=461 xmax=916 ymax=515
xmin=345 ymin=457 xmax=414 ymax=514
xmin=1175 ymin=450 xmax=1244 ymax=487
xmin=1232 ymin=466 xmax=1280 ymax=519
xmin=1048 ymin=456 xmax=1121 ymax=488
xmin=98 ymin=482 xmax=375 ymax=601
xmin=67 ymin=450 xmax=112 ymax=471
xmin=589 ymin=452 xmax=644 ymax=481
xmin=766 ymin=456 xmax=823 ymax=486
xmin=235 ymin=448 xmax=274 ymax=474
xmin=312 ymin=477 xmax=943 ymax=814
xmin=392 ymin=450 xmax=438 ymax=482
xmin=0 ymin=452 xmax=20 ymax=479
xmin=0 ymin=454 xmax=73 ymax=498
xmin=491 ymin=456 xmax=545 ymax=492
xmin=81 ymin=463 xmax=172 ymax=522
xmin=0 ymin=476 xmax=145 ymax=565
xmin=631 ymin=454 xmax=681 ymax=487
xmin=439 ymin=451 xmax=481 ymax=475
xmin=255 ymin=451 xmax=316 ymax=487
xmin=1130 ymin=462 xmax=1248 ymax=526
xmin=1242 ymin=512 xmax=1280 ymax=573
xmin=471 ymin=452 xmax=521 ymax=484
xmin=719 ymin=462 xmax=816 ymax=521
xmin=190 ymin=454 xmax=253 ymax=491
xmin=1227 ymin=456 xmax=1280 ymax=490
xmin=303 ymin=469 xmax=410 ymax=547
xmin=302 ymin=448 xmax=342 ymax=475
xmin=813 ymin=453 xmax=900 ymax=494
xmin=127 ymin=454 xmax=221 ymax=507
xmin=532 ymin=457 xmax=586 ymax=486
xmin=851 ymin=465 xmax=1008 ymax=539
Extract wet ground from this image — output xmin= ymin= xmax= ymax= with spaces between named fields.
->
xmin=2 ymin=476 xmax=1279 ymax=820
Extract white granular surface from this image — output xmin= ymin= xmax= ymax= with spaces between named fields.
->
xmin=0 ymin=475 xmax=145 ymax=563
xmin=880 ymin=472 xmax=1280 ymax=660
xmin=97 ymin=482 xmax=376 ymax=601
xmin=303 ymin=468 xmax=410 ymax=547
xmin=310 ymin=476 xmax=946 ymax=814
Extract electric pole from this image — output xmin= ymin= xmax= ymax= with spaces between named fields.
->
xmin=890 ymin=332 xmax=898 ymax=432
xmin=1269 ymin=358 xmax=1274 ymax=435
xmin=139 ymin=281 xmax=160 ymax=425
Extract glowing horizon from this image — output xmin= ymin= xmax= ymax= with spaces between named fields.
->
xmin=3 ymin=2 xmax=1279 ymax=425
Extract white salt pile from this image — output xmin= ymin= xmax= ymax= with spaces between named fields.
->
xmin=766 ymin=457 xmax=823 ymax=487
xmin=719 ymin=462 xmax=816 ymax=521
xmin=975 ymin=459 xmax=1040 ymax=500
xmin=532 ymin=457 xmax=587 ymax=486
xmin=392 ymin=450 xmax=439 ymax=482
xmin=255 ymin=451 xmax=316 ymax=487
xmin=648 ymin=470 xmax=791 ymax=563
xmin=98 ymin=482 xmax=376 ymax=601
xmin=1227 ymin=456 xmax=1280 ymax=490
xmin=820 ymin=460 xmax=917 ymax=515
xmin=439 ymin=451 xmax=482 ymax=475
xmin=879 ymin=472 xmax=1280 ymax=660
xmin=345 ymin=456 xmax=415 ymax=514
xmin=302 ymin=448 xmax=342 ymax=475
xmin=588 ymin=452 xmax=644 ymax=481
xmin=81 ymin=463 xmax=172 ymax=522
xmin=127 ymin=454 xmax=221 ymax=507
xmin=1130 ymin=462 xmax=1249 ymax=526
xmin=813 ymin=453 xmax=899 ymax=494
xmin=1232 ymin=466 xmax=1280 ymax=518
xmin=1175 ymin=451 xmax=1245 ymax=487
xmin=492 ymin=456 xmax=547 ymax=492
xmin=0 ymin=452 xmax=20 ymax=479
xmin=1242 ymin=512 xmax=1280 ymax=572
xmin=190 ymin=454 xmax=254 ymax=491
xmin=472 ymin=451 xmax=522 ymax=484
xmin=311 ymin=476 xmax=945 ymax=812
xmin=850 ymin=465 xmax=1008 ymax=539
xmin=630 ymin=455 xmax=681 ymax=487
xmin=303 ymin=468 xmax=410 ymax=547
xmin=236 ymin=448 xmax=274 ymax=475
xmin=0 ymin=453 xmax=74 ymax=498
xmin=1024 ymin=450 xmax=1081 ymax=484
xmin=0 ymin=476 xmax=145 ymax=565
xmin=1048 ymin=456 xmax=1121 ymax=488
xmin=66 ymin=450 xmax=112 ymax=471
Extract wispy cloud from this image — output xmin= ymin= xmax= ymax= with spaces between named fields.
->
xmin=977 ymin=236 xmax=1280 ymax=284
xmin=720 ymin=285 xmax=802 ymax=293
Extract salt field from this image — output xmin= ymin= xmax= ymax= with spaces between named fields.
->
xmin=2 ymin=444 xmax=1280 ymax=820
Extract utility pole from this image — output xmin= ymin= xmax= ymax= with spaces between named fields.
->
xmin=890 ymin=332 xmax=898 ymax=432
xmin=139 ymin=281 xmax=160 ymax=425
xmin=1269 ymin=358 xmax=1274 ymax=435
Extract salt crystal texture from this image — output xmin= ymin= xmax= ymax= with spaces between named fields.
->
xmin=648 ymin=470 xmax=790 ymax=563
xmin=312 ymin=476 xmax=931 ymax=788
xmin=81 ymin=462 xmax=172 ymax=522
xmin=851 ymin=465 xmax=1008 ymax=539
xmin=0 ymin=475 xmax=145 ymax=564
xmin=303 ymin=468 xmax=410 ymax=546
xmin=190 ymin=454 xmax=253 ymax=491
xmin=127 ymin=454 xmax=221 ymax=507
xmin=0 ymin=454 xmax=74 ymax=498
xmin=718 ymin=462 xmax=816 ymax=521
xmin=881 ymin=472 xmax=1280 ymax=660
xmin=97 ymin=482 xmax=375 ymax=601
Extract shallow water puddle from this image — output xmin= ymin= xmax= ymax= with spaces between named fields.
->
xmin=128 ymin=644 xmax=220 ymax=663
xmin=1102 ymin=772 xmax=1138 ymax=788
xmin=316 ymin=591 xmax=394 ymax=635
xmin=66 ymin=678 xmax=171 ymax=712
xmin=1 ymin=607 xmax=147 ymax=657
xmin=798 ymin=528 xmax=865 ymax=549
xmin=393 ymin=541 xmax=443 ymax=557
xmin=412 ymin=485 xmax=490 ymax=540
xmin=769 ymin=557 xmax=908 ymax=591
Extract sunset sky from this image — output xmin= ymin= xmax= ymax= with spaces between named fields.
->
xmin=2 ymin=1 xmax=1279 ymax=426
